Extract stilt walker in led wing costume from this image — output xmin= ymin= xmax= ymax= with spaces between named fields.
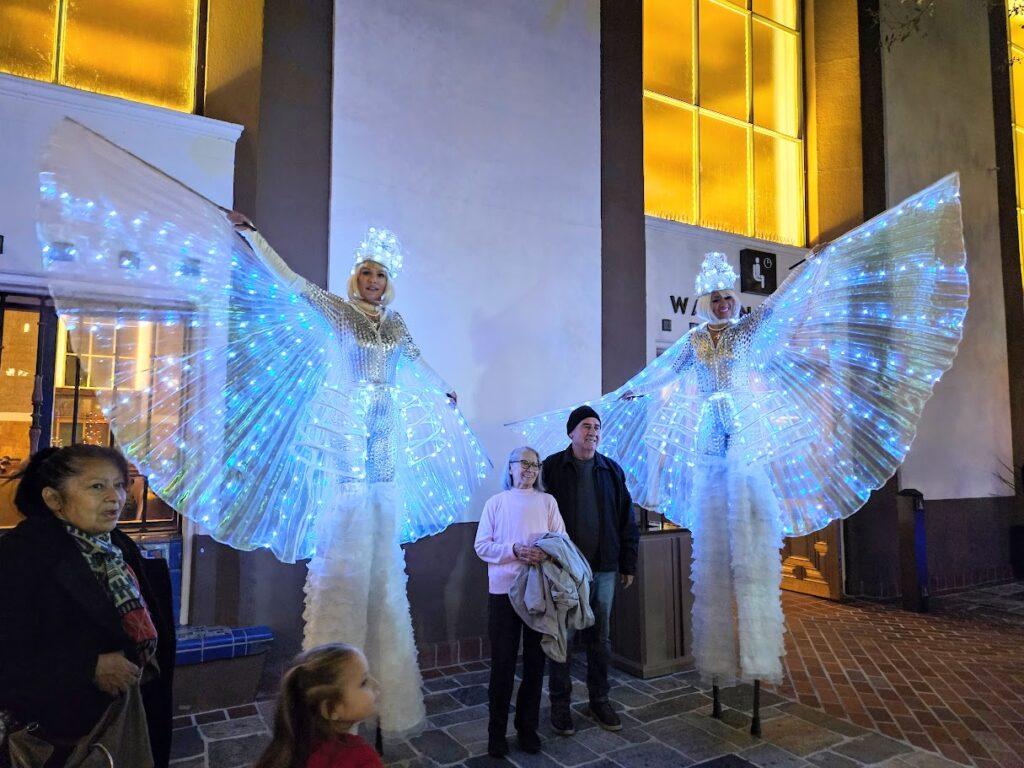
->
xmin=36 ymin=120 xmax=491 ymax=739
xmin=510 ymin=175 xmax=968 ymax=727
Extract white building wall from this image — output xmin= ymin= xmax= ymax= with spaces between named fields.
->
xmin=645 ymin=220 xmax=807 ymax=360
xmin=331 ymin=0 xmax=602 ymax=518
xmin=0 ymin=74 xmax=241 ymax=283
xmin=881 ymin=1 xmax=1013 ymax=500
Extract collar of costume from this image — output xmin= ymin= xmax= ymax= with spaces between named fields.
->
xmin=351 ymin=297 xmax=386 ymax=319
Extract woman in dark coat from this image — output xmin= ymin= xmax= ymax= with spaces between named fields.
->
xmin=0 ymin=444 xmax=176 ymax=767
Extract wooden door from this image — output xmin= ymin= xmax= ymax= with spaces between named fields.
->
xmin=781 ymin=519 xmax=843 ymax=600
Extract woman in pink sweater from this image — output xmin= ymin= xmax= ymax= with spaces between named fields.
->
xmin=474 ymin=446 xmax=565 ymax=759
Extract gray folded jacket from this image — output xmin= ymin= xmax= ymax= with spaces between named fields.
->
xmin=509 ymin=531 xmax=595 ymax=663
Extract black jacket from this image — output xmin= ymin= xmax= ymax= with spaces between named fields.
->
xmin=0 ymin=515 xmax=176 ymax=766
xmin=542 ymin=447 xmax=639 ymax=576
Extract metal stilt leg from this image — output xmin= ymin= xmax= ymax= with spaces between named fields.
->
xmin=712 ymin=677 xmax=723 ymax=719
xmin=750 ymin=680 xmax=762 ymax=737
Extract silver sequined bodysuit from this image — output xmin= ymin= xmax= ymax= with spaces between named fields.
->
xmin=307 ymin=288 xmax=423 ymax=384
xmin=238 ymin=230 xmax=449 ymax=485
xmin=303 ymin=285 xmax=439 ymax=483
xmin=674 ymin=310 xmax=768 ymax=460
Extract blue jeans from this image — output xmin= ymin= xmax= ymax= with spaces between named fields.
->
xmin=548 ymin=570 xmax=617 ymax=707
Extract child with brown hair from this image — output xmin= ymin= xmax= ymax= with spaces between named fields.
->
xmin=255 ymin=643 xmax=381 ymax=768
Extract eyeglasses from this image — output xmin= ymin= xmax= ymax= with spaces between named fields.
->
xmin=512 ymin=460 xmax=541 ymax=471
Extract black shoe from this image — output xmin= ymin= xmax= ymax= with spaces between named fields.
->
xmin=518 ymin=730 xmax=541 ymax=754
xmin=588 ymin=700 xmax=622 ymax=731
xmin=550 ymin=706 xmax=576 ymax=736
xmin=487 ymin=734 xmax=509 ymax=758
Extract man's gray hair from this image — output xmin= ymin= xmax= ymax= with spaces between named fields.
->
xmin=503 ymin=446 xmax=545 ymax=492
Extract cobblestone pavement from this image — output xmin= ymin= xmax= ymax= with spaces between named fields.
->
xmin=775 ymin=585 xmax=1024 ymax=767
xmin=169 ymin=585 xmax=1024 ymax=768
xmin=931 ymin=582 xmax=1024 ymax=630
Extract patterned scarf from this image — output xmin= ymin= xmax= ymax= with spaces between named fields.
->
xmin=63 ymin=524 xmax=159 ymax=669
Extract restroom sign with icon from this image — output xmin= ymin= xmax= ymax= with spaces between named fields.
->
xmin=740 ymin=248 xmax=777 ymax=295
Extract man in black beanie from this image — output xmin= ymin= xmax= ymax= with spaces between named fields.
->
xmin=542 ymin=405 xmax=639 ymax=734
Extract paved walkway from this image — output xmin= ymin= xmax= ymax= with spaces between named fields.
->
xmin=775 ymin=585 xmax=1024 ymax=767
xmin=169 ymin=585 xmax=1024 ymax=768
xmin=931 ymin=583 xmax=1024 ymax=630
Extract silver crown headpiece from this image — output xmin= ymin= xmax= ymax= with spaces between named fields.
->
xmin=694 ymin=251 xmax=739 ymax=296
xmin=353 ymin=227 xmax=405 ymax=278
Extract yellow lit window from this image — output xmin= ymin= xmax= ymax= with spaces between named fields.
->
xmin=1007 ymin=2 xmax=1024 ymax=282
xmin=51 ymin=316 xmax=186 ymax=455
xmin=55 ymin=319 xmax=153 ymax=391
xmin=643 ymin=0 xmax=805 ymax=246
xmin=0 ymin=0 xmax=60 ymax=82
xmin=0 ymin=0 xmax=200 ymax=113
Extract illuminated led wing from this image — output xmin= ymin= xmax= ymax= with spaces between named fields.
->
xmin=393 ymin=360 xmax=492 ymax=542
xmin=38 ymin=119 xmax=360 ymax=563
xmin=746 ymin=173 xmax=968 ymax=535
xmin=510 ymin=175 xmax=968 ymax=539
xmin=506 ymin=326 xmax=701 ymax=511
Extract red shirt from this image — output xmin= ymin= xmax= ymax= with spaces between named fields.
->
xmin=307 ymin=735 xmax=383 ymax=768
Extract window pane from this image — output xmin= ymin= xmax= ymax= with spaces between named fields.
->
xmin=64 ymin=354 xmax=79 ymax=387
xmin=50 ymin=391 xmax=107 ymax=445
xmin=88 ymin=356 xmax=115 ymax=389
xmin=60 ymin=0 xmax=199 ymax=112
xmin=644 ymin=0 xmax=694 ymax=103
xmin=117 ymin=323 xmax=140 ymax=350
xmin=120 ymin=474 xmax=146 ymax=522
xmin=52 ymin=390 xmax=109 ymax=447
xmin=154 ymin=322 xmax=185 ymax=358
xmin=699 ymin=0 xmax=748 ymax=121
xmin=1019 ymin=208 xmax=1024 ymax=283
xmin=149 ymin=324 xmax=186 ymax=454
xmin=754 ymin=130 xmax=803 ymax=245
xmin=145 ymin=490 xmax=177 ymax=522
xmin=699 ymin=113 xmax=750 ymax=235
xmin=1013 ymin=48 xmax=1024 ymax=126
xmin=752 ymin=20 xmax=800 ymax=138
xmin=753 ymin=0 xmax=798 ymax=30
xmin=1016 ymin=127 xmax=1024 ymax=204
xmin=1010 ymin=7 xmax=1024 ymax=50
xmin=0 ymin=309 xmax=40 ymax=527
xmin=116 ymin=356 xmax=138 ymax=391
xmin=644 ymin=97 xmax=696 ymax=223
xmin=90 ymin=324 xmax=116 ymax=356
xmin=0 ymin=0 xmax=58 ymax=81
xmin=79 ymin=404 xmax=110 ymax=445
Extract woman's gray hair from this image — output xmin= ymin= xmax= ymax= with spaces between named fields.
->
xmin=695 ymin=289 xmax=740 ymax=324
xmin=503 ymin=446 xmax=544 ymax=492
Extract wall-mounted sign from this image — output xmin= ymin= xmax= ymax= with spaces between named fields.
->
xmin=740 ymin=248 xmax=777 ymax=295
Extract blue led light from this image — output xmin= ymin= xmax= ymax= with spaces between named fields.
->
xmin=37 ymin=120 xmax=492 ymax=564
xmin=508 ymin=173 xmax=968 ymax=539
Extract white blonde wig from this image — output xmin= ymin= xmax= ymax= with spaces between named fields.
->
xmin=503 ymin=446 xmax=545 ymax=492
xmin=347 ymin=260 xmax=396 ymax=306
xmin=695 ymin=289 xmax=740 ymax=324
